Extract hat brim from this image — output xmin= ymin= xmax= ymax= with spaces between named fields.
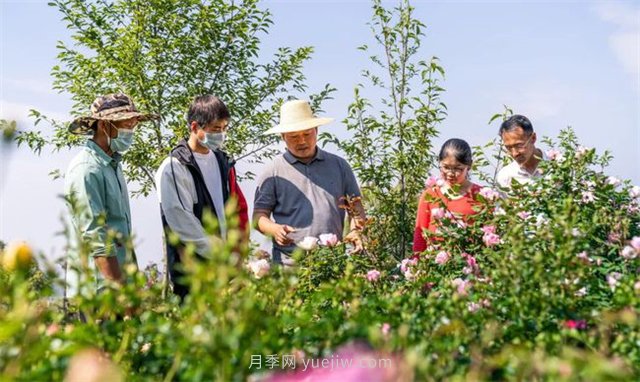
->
xmin=68 ymin=111 xmax=160 ymax=135
xmin=263 ymin=117 xmax=334 ymax=135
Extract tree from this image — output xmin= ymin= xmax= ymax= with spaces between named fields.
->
xmin=326 ymin=0 xmax=446 ymax=259
xmin=16 ymin=0 xmax=334 ymax=195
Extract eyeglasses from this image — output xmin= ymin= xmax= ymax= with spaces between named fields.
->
xmin=502 ymin=135 xmax=533 ymax=153
xmin=439 ymin=165 xmax=467 ymax=175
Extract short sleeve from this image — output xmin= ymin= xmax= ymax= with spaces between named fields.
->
xmin=339 ymin=158 xmax=361 ymax=198
xmin=253 ymin=163 xmax=277 ymax=211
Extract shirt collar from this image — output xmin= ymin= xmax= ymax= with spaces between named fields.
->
xmin=86 ymin=139 xmax=120 ymax=166
xmin=283 ymin=147 xmax=325 ymax=164
xmin=516 ymin=148 xmax=547 ymax=176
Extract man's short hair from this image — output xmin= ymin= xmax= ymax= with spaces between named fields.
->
xmin=187 ymin=95 xmax=230 ymax=127
xmin=499 ymin=114 xmax=534 ymax=136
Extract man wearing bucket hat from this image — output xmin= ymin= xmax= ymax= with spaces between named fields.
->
xmin=64 ymin=93 xmax=157 ymax=295
xmin=253 ymin=99 xmax=366 ymax=265
xmin=155 ymin=95 xmax=249 ymax=299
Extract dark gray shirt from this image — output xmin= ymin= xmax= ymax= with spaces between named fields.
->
xmin=254 ymin=148 xmax=361 ymax=263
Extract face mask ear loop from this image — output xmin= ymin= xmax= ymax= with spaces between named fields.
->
xmin=101 ymin=121 xmax=113 ymax=149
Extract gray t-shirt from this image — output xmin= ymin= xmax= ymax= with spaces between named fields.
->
xmin=254 ymin=148 xmax=361 ymax=263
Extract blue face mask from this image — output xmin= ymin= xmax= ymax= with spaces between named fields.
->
xmin=109 ymin=128 xmax=134 ymax=153
xmin=199 ymin=131 xmax=226 ymax=151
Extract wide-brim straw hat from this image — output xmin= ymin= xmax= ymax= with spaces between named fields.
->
xmin=68 ymin=93 xmax=159 ymax=135
xmin=263 ymin=99 xmax=333 ymax=135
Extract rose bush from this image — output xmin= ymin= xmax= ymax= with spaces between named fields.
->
xmin=0 ymin=129 xmax=638 ymax=381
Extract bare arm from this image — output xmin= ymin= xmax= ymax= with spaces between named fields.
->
xmin=94 ymin=256 xmax=123 ymax=284
xmin=349 ymin=199 xmax=367 ymax=231
xmin=253 ymin=209 xmax=296 ymax=246
xmin=345 ymin=199 xmax=367 ymax=253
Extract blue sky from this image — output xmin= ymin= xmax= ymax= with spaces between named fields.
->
xmin=1 ymin=0 xmax=638 ymax=267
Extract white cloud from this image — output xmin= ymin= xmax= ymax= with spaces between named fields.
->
xmin=593 ymin=2 xmax=640 ymax=88
xmin=594 ymin=1 xmax=640 ymax=29
xmin=610 ymin=32 xmax=639 ymax=76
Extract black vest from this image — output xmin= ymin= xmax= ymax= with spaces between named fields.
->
xmin=161 ymin=139 xmax=235 ymax=298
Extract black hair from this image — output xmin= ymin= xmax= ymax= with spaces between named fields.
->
xmin=187 ymin=95 xmax=230 ymax=127
xmin=499 ymin=114 xmax=533 ymax=136
xmin=438 ymin=138 xmax=473 ymax=166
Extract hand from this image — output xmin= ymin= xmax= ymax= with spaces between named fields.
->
xmin=344 ymin=230 xmax=364 ymax=254
xmin=273 ymin=224 xmax=296 ymax=246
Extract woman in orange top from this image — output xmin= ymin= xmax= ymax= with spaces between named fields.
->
xmin=413 ymin=138 xmax=482 ymax=253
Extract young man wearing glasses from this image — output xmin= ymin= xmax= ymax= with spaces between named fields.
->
xmin=496 ymin=114 xmax=547 ymax=189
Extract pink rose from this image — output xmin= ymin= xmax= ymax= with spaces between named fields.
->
xmin=546 ymin=149 xmax=564 ymax=161
xmin=631 ymin=237 xmax=640 ymax=251
xmin=465 ymin=254 xmax=477 ymax=269
xmin=381 ymin=323 xmax=391 ymax=335
xmin=630 ymin=186 xmax=640 ymax=199
xmin=297 ymin=236 xmax=318 ymax=251
xmin=575 ymin=145 xmax=589 ymax=159
xmin=608 ymin=232 xmax=621 ymax=243
xmin=467 ymin=302 xmax=481 ymax=313
xmin=431 ymin=207 xmax=446 ymax=220
xmin=366 ymin=269 xmax=381 ymax=282
xmin=479 ymin=187 xmax=500 ymax=201
xmin=606 ymin=176 xmax=621 ymax=187
xmin=481 ymin=225 xmax=496 ymax=235
xmin=45 ymin=324 xmax=60 ymax=336
xmin=403 ymin=268 xmax=416 ymax=281
xmin=400 ymin=258 xmax=418 ymax=273
xmin=581 ymin=191 xmax=596 ymax=203
xmin=318 ymin=233 xmax=339 ymax=247
xmin=621 ymin=246 xmax=637 ymax=260
xmin=483 ymin=232 xmax=501 ymax=247
xmin=452 ymin=278 xmax=470 ymax=295
xmin=607 ymin=272 xmax=623 ymax=290
xmin=249 ymin=259 xmax=271 ymax=278
xmin=576 ymin=251 xmax=590 ymax=263
xmin=517 ymin=211 xmax=530 ymax=220
xmin=435 ymin=251 xmax=450 ymax=265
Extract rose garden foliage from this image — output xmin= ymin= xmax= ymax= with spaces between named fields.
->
xmin=2 ymin=0 xmax=639 ymax=380
xmin=1 ymin=130 xmax=639 ymax=381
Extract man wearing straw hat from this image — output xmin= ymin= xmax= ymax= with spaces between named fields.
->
xmin=64 ymin=93 xmax=157 ymax=295
xmin=254 ymin=99 xmax=366 ymax=265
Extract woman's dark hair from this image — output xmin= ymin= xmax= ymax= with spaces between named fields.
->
xmin=187 ymin=95 xmax=230 ymax=127
xmin=438 ymin=138 xmax=473 ymax=166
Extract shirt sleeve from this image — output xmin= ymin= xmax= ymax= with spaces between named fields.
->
xmin=496 ymin=168 xmax=510 ymax=189
xmin=412 ymin=190 xmax=431 ymax=253
xmin=340 ymin=158 xmax=362 ymax=198
xmin=253 ymin=163 xmax=277 ymax=212
xmin=156 ymin=158 xmax=211 ymax=256
xmin=66 ymin=167 xmax=115 ymax=258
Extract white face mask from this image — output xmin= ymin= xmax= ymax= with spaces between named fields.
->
xmin=198 ymin=131 xmax=226 ymax=151
xmin=110 ymin=128 xmax=134 ymax=153
xmin=103 ymin=122 xmax=135 ymax=154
